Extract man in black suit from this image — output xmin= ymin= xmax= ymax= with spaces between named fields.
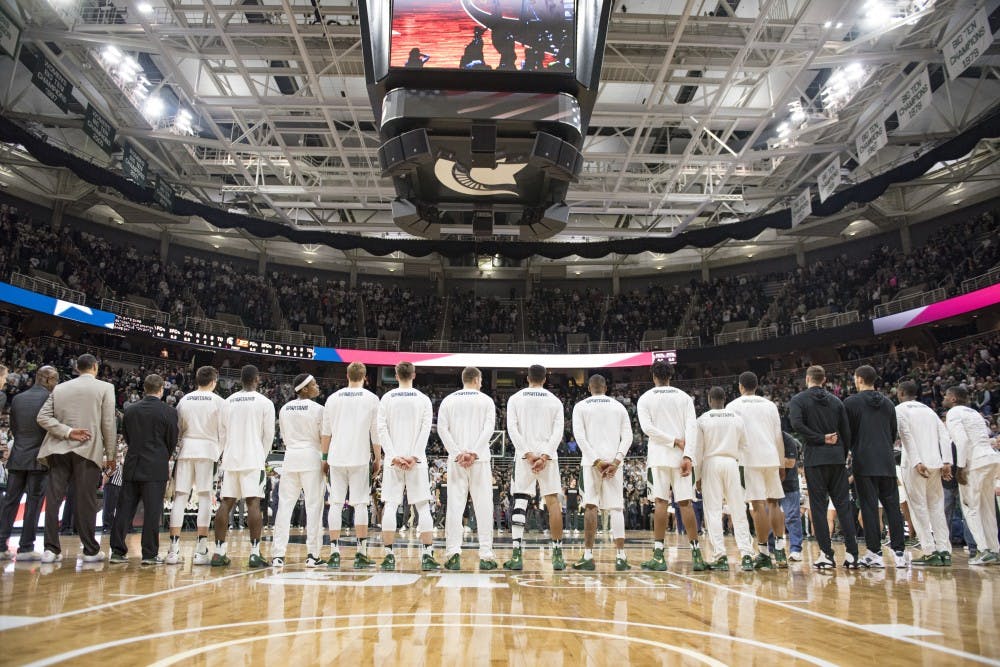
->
xmin=0 ymin=366 xmax=58 ymax=561
xmin=109 ymin=374 xmax=178 ymax=565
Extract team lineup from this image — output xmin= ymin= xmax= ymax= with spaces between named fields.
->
xmin=140 ymin=358 xmax=999 ymax=574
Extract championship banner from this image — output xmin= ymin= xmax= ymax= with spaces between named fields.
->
xmin=942 ymin=8 xmax=993 ymax=81
xmin=790 ymin=187 xmax=811 ymax=227
xmin=0 ymin=5 xmax=19 ymax=59
xmin=855 ymin=117 xmax=888 ymax=167
xmin=31 ymin=55 xmax=73 ymax=113
xmin=154 ymin=175 xmax=174 ymax=212
xmin=83 ymin=104 xmax=116 ymax=155
xmin=817 ymin=159 xmax=840 ymax=203
xmin=122 ymin=142 xmax=148 ymax=186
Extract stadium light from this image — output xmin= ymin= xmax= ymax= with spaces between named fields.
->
xmin=143 ymin=96 xmax=164 ymax=120
xmin=137 ymin=2 xmax=153 ymax=13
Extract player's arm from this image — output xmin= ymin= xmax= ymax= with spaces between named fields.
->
xmin=320 ymin=401 xmax=333 ymax=459
xmin=788 ymin=396 xmax=824 ymax=446
xmin=616 ymin=405 xmax=633 ymax=461
xmin=946 ymin=411 xmax=970 ymax=471
xmin=506 ymin=396 xmax=527 ymax=456
xmin=264 ymin=400 xmax=277 ymax=457
xmin=377 ymin=400 xmax=397 ymax=463
xmin=216 ymin=396 xmax=227 ymax=452
xmin=680 ymin=397 xmax=697 ymax=450
xmin=837 ymin=402 xmax=852 ymax=453
xmin=572 ymin=403 xmax=594 ymax=463
xmin=770 ymin=406 xmax=784 ymax=463
xmin=542 ymin=397 xmax=564 ymax=459
xmin=437 ymin=400 xmax=460 ymax=458
xmin=896 ymin=409 xmax=918 ymax=467
xmin=471 ymin=397 xmax=496 ymax=461
xmin=684 ymin=419 xmax=702 ymax=477
xmin=937 ymin=418 xmax=953 ymax=468
xmin=367 ymin=395 xmax=382 ymax=471
xmin=637 ymin=396 xmax=672 ymax=443
xmin=414 ymin=395 xmax=433 ymax=464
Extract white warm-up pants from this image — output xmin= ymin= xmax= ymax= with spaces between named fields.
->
xmin=701 ymin=457 xmax=753 ymax=561
xmin=272 ymin=469 xmax=324 ymax=558
xmin=962 ymin=462 xmax=1000 ymax=553
xmin=901 ymin=465 xmax=952 ymax=554
xmin=445 ymin=460 xmax=495 ymax=558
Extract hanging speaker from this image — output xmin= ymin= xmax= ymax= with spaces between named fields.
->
xmin=400 ymin=128 xmax=432 ymax=162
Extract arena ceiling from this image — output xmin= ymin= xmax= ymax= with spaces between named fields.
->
xmin=0 ymin=0 xmax=999 ymax=277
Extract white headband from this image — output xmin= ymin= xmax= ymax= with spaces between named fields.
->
xmin=295 ymin=374 xmax=314 ymax=393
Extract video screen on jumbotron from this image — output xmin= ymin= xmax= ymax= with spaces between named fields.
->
xmin=390 ymin=0 xmax=575 ymax=72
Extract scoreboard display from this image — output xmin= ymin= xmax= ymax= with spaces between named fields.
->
xmin=113 ymin=316 xmax=313 ymax=359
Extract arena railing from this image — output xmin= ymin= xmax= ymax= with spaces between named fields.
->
xmin=338 ymin=337 xmax=401 ymax=351
xmin=566 ymin=341 xmax=628 ymax=354
xmin=264 ymin=328 xmax=326 ymax=347
xmin=411 ymin=340 xmax=562 ymax=354
xmin=960 ymin=265 xmax=1000 ymax=295
xmin=713 ymin=324 xmax=779 ymax=346
xmin=183 ymin=316 xmax=249 ymax=338
xmin=791 ymin=310 xmax=860 ymax=335
xmin=100 ymin=298 xmax=172 ymax=327
xmin=873 ymin=288 xmax=948 ymax=318
xmin=10 ymin=272 xmax=86 ymax=306
xmin=639 ymin=335 xmax=701 ymax=351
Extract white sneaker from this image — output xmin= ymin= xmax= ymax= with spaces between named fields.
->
xmin=893 ymin=551 xmax=909 ymax=568
xmin=305 ymin=554 xmax=322 ymax=567
xmin=860 ymin=552 xmax=884 ymax=569
xmin=271 ymin=556 xmax=285 ymax=567
xmin=969 ymin=552 xmax=989 ymax=566
xmin=81 ymin=551 xmax=106 ymax=563
xmin=192 ymin=550 xmax=212 ymax=566
xmin=788 ymin=551 xmax=803 ymax=562
xmin=0 ymin=550 xmax=13 ymax=561
xmin=16 ymin=551 xmax=42 ymax=561
xmin=41 ymin=550 xmax=63 ymax=563
xmin=813 ymin=552 xmax=834 ymax=570
xmin=165 ymin=550 xmax=181 ymax=565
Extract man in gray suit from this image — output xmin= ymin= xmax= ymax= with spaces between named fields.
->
xmin=0 ymin=366 xmax=58 ymax=561
xmin=37 ymin=354 xmax=117 ymax=563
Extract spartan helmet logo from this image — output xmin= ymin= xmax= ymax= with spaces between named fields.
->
xmin=434 ymin=158 xmax=527 ymax=197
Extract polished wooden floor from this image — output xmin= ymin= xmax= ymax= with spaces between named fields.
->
xmin=1 ymin=529 xmax=998 ymax=666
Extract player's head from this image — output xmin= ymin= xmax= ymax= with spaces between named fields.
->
xmin=395 ymin=361 xmax=416 ymax=383
xmin=588 ymin=373 xmax=607 ymax=395
xmin=897 ymin=380 xmax=918 ymax=401
xmin=293 ymin=372 xmax=319 ymax=399
xmin=527 ymin=364 xmax=547 ymax=386
xmin=36 ymin=365 xmax=58 ymax=392
xmin=143 ymin=373 xmax=165 ymax=397
xmin=77 ymin=353 xmax=98 ymax=375
xmin=240 ymin=364 xmax=259 ymax=390
xmin=651 ymin=360 xmax=673 ymax=385
xmin=738 ymin=371 xmax=758 ymax=394
xmin=805 ymin=365 xmax=825 ymax=387
xmin=854 ymin=365 xmax=877 ymax=389
xmin=944 ymin=385 xmax=968 ymax=408
xmin=708 ymin=386 xmax=726 ymax=409
xmin=347 ymin=361 xmax=367 ymax=384
xmin=195 ymin=365 xmax=218 ymax=390
xmin=461 ymin=366 xmax=482 ymax=389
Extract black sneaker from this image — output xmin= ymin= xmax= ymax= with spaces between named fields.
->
xmin=141 ymin=556 xmax=165 ymax=566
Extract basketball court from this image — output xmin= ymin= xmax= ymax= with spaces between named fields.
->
xmin=2 ymin=532 xmax=997 ymax=665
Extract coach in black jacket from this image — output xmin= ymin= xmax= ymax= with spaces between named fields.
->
xmin=844 ymin=365 xmax=905 ymax=567
xmin=788 ymin=365 xmax=859 ymax=569
xmin=0 ymin=367 xmax=59 ymax=560
xmin=110 ymin=374 xmax=178 ymax=563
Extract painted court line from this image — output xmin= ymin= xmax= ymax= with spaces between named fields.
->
xmin=664 ymin=570 xmax=1000 ymax=666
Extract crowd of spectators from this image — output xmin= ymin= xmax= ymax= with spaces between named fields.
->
xmin=526 ymin=287 xmax=604 ymax=350
xmin=449 ymin=290 xmax=519 ymax=343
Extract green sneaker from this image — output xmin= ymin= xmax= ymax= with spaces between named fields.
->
xmin=753 ymin=553 xmax=774 ymax=570
xmin=503 ymin=547 xmax=523 ymax=571
xmin=422 ymin=553 xmax=441 ymax=571
xmin=552 ymin=546 xmax=566 ymax=571
xmin=248 ymin=553 xmax=267 ymax=569
xmin=326 ymin=552 xmax=341 ymax=569
xmin=354 ymin=553 xmax=374 ymax=569
xmin=615 ymin=556 xmax=631 ymax=571
xmin=741 ymin=555 xmax=755 ymax=571
xmin=381 ymin=553 xmax=396 ymax=571
xmin=109 ymin=552 xmax=128 ymax=564
xmin=479 ymin=558 xmax=498 ymax=570
xmin=912 ymin=552 xmax=944 ymax=567
xmin=981 ymin=551 xmax=1000 ymax=565
xmin=692 ymin=546 xmax=708 ymax=572
xmin=640 ymin=548 xmax=667 ymax=571
xmin=938 ymin=551 xmax=952 ymax=566
xmin=572 ymin=556 xmax=595 ymax=571
xmin=774 ymin=548 xmax=788 ymax=569
xmin=708 ymin=555 xmax=729 ymax=571
xmin=444 ymin=553 xmax=462 ymax=571
xmin=210 ymin=553 xmax=230 ymax=567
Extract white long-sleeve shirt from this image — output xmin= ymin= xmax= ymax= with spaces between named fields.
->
xmin=636 ymin=385 xmax=696 ymax=468
xmin=506 ymin=387 xmax=564 ymax=459
xmin=437 ymin=389 xmax=496 ymax=461
xmin=687 ymin=409 xmax=748 ymax=473
xmin=322 ymin=387 xmax=380 ymax=468
xmin=946 ymin=405 xmax=999 ymax=470
xmin=377 ymin=387 xmax=432 ymax=462
xmin=572 ymin=395 xmax=632 ymax=467
xmin=279 ymin=398 xmax=324 ymax=472
xmin=221 ymin=391 xmax=276 ymax=471
xmin=176 ymin=390 xmax=226 ymax=460
xmin=895 ymin=400 xmax=952 ymax=469
xmin=726 ymin=395 xmax=782 ymax=468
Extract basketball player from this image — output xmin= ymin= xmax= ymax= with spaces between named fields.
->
xmin=437 ymin=367 xmax=498 ymax=571
xmin=504 ymin=364 xmax=566 ymax=571
xmin=687 ymin=387 xmax=755 ymax=571
xmin=167 ymin=366 xmax=225 ymax=566
xmin=570 ymin=374 xmax=633 ymax=571
xmin=377 ymin=361 xmax=439 ymax=571
xmin=636 ymin=361 xmax=705 ymax=571
xmin=944 ymin=385 xmax=1000 ymax=566
xmin=727 ymin=371 xmax=788 ymax=569
xmin=895 ymin=380 xmax=953 ymax=566
xmin=272 ymin=374 xmax=325 ymax=567
xmin=212 ymin=365 xmax=276 ymax=568
xmin=321 ymin=361 xmax=381 ymax=569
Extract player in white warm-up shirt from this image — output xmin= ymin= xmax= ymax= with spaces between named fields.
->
xmin=438 ymin=367 xmax=497 ymax=571
xmin=727 ymin=371 xmax=788 ymax=569
xmin=377 ymin=361 xmax=439 ymax=571
xmin=944 ymin=385 xmax=1000 ymax=565
xmin=504 ymin=364 xmax=566 ymax=571
xmin=167 ymin=366 xmax=226 ymax=566
xmin=570 ymin=374 xmax=633 ymax=572
xmin=894 ymin=381 xmax=954 ymax=566
xmin=272 ymin=374 xmax=325 ymax=567
xmin=636 ymin=361 xmax=705 ymax=571
xmin=686 ymin=387 xmax=754 ymax=572
xmin=321 ymin=361 xmax=381 ymax=570
xmin=213 ymin=365 xmax=276 ymax=569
